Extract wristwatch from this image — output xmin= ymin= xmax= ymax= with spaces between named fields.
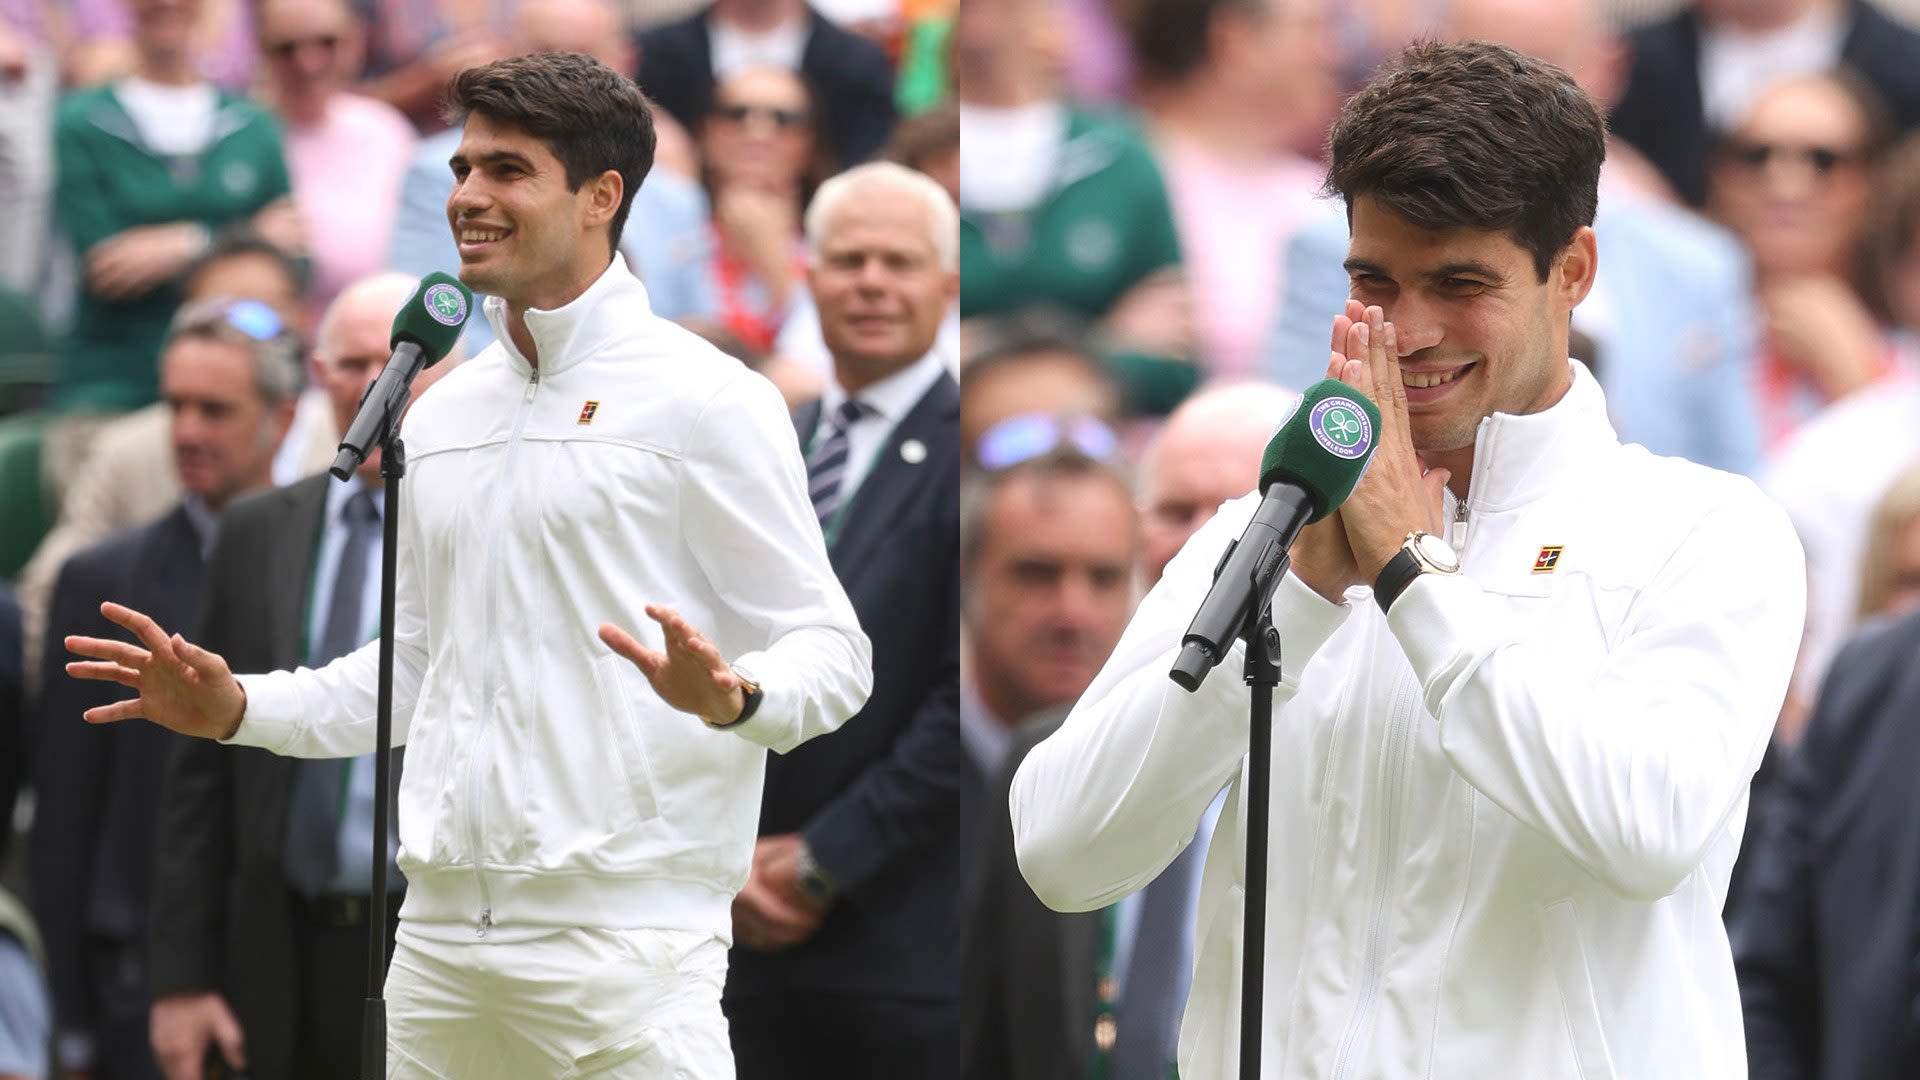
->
xmin=1373 ymin=531 xmax=1462 ymax=613
xmin=709 ymin=665 xmax=763 ymax=728
xmin=794 ymin=840 xmax=838 ymax=905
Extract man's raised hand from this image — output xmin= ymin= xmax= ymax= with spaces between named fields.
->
xmin=65 ymin=602 xmax=247 ymax=740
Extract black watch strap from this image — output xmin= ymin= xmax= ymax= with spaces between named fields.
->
xmin=1374 ymin=549 xmax=1424 ymax=614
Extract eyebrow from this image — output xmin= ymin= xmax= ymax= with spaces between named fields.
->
xmin=448 ymin=149 xmax=537 ymax=172
xmin=1343 ymin=257 xmax=1508 ymax=284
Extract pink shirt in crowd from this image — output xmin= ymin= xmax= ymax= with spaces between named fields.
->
xmin=1157 ymin=140 xmax=1325 ymax=381
xmin=285 ymin=93 xmax=417 ymax=322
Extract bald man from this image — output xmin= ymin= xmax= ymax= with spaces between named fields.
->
xmin=145 ymin=273 xmax=461 ymax=1080
xmin=1137 ymin=380 xmax=1299 ymax=586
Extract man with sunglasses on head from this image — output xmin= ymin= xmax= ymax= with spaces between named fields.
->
xmin=957 ymin=433 xmax=1138 ymax=885
xmin=64 ymin=53 xmax=870 ymax=1079
xmin=32 ymin=297 xmax=302 ymax=1080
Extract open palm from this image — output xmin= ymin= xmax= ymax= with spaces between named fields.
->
xmin=65 ymin=601 xmax=247 ymax=740
xmin=599 ymin=604 xmax=744 ymax=727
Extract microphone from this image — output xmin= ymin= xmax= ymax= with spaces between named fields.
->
xmin=330 ymin=272 xmax=473 ymax=480
xmin=1168 ymin=379 xmax=1382 ymax=691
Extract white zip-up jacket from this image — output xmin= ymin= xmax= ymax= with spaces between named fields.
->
xmin=1011 ymin=362 xmax=1804 ymax=1079
xmin=226 ymin=255 xmax=873 ymax=941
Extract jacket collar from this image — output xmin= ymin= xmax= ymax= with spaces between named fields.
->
xmin=1461 ymin=359 xmax=1618 ymax=515
xmin=482 ymin=253 xmax=654 ymax=378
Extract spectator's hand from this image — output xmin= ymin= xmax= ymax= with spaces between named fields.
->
xmin=1331 ymin=303 xmax=1451 ymax=582
xmin=1764 ymin=275 xmax=1883 ymax=402
xmin=64 ymin=602 xmax=248 ymax=740
xmin=730 ymin=834 xmax=826 ymax=951
xmin=426 ymin=30 xmax=510 ymax=84
xmin=250 ymin=197 xmax=306 ymax=257
xmin=599 ymin=605 xmax=747 ymax=727
xmin=1101 ymin=268 xmax=1194 ymax=359
xmin=151 ymin=992 xmax=247 ymax=1080
xmin=84 ymin=223 xmax=207 ymax=301
xmin=714 ymin=188 xmax=800 ymax=298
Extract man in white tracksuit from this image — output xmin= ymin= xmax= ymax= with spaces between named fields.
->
xmin=64 ymin=53 xmax=872 ymax=1077
xmin=1011 ymin=40 xmax=1805 ymax=1079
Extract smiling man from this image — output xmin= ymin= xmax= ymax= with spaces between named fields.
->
xmin=64 ymin=53 xmax=871 ymax=1079
xmin=1011 ymin=40 xmax=1807 ymax=1079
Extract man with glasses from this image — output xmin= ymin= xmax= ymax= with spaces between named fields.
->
xmin=32 ymin=298 xmax=301 ymax=1080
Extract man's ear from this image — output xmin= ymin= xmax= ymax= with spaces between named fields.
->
xmin=1555 ymin=226 xmax=1599 ymax=310
xmin=584 ymin=168 xmax=624 ymax=231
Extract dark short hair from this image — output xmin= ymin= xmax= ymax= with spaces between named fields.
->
xmin=1325 ymin=39 xmax=1606 ymax=281
xmin=183 ymin=227 xmax=309 ymax=303
xmin=446 ymin=52 xmax=657 ymax=257
xmin=959 ymin=447 xmax=1133 ymax=572
xmin=1127 ymin=0 xmax=1265 ymax=86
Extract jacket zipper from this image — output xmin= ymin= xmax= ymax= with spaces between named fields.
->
xmin=1327 ymin=453 xmax=1480 ymax=1077
xmin=1328 ymin=675 xmax=1419 ymax=1080
xmin=467 ymin=366 xmax=539 ymax=936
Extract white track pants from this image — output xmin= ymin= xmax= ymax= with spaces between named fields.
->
xmin=384 ymin=925 xmax=734 ymax=1079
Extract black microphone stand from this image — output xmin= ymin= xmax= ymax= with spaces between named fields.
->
xmin=1237 ymin=576 xmax=1282 ymax=1080
xmin=357 ymin=426 xmax=403 ymax=1080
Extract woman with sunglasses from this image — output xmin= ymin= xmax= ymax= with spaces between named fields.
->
xmin=696 ymin=66 xmax=837 ymax=356
xmin=1707 ymin=69 xmax=1900 ymax=451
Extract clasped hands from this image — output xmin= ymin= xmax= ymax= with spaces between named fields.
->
xmin=1289 ymin=300 xmax=1455 ymax=605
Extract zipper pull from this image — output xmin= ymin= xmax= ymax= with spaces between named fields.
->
xmin=524 ymin=370 xmax=539 ymax=403
xmin=476 ymin=908 xmax=492 ymax=938
xmin=1448 ymin=497 xmax=1469 ymax=551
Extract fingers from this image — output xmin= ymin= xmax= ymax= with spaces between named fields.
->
xmin=65 ymin=634 xmax=147 ymax=665
xmin=65 ymin=660 xmax=141 ymax=688
xmin=171 ymin=634 xmax=228 ymax=680
xmin=212 ymin=1005 xmax=247 ymax=1069
xmin=101 ymin=602 xmax=176 ymax=657
xmin=598 ymin=623 xmax=666 ymax=677
xmin=83 ymin=698 xmax=147 ymax=725
xmin=644 ymin=605 xmax=733 ymax=678
xmin=1421 ymin=466 xmax=1453 ymax=532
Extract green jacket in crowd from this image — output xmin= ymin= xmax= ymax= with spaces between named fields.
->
xmin=53 ymin=84 xmax=292 ymax=412
xmin=959 ymin=106 xmax=1192 ymax=415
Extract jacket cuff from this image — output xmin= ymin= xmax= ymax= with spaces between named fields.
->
xmin=710 ymin=648 xmax=799 ymax=751
xmin=224 ymin=671 xmax=303 ymax=753
xmin=1383 ymin=572 xmax=1483 ymax=700
xmin=147 ymin=935 xmax=220 ymax=998
xmin=1270 ymin=570 xmax=1352 ymax=682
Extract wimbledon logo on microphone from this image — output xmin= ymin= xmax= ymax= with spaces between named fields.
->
xmin=424 ymin=282 xmax=468 ymax=327
xmin=1310 ymin=397 xmax=1373 ymax=459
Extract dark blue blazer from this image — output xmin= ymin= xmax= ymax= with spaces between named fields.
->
xmin=1612 ymin=0 xmax=1920 ymax=207
xmin=726 ymin=372 xmax=960 ymax=1001
xmin=634 ymin=5 xmax=898 ymax=168
xmin=29 ymin=505 xmax=206 ymax=1052
xmin=1732 ymin=606 xmax=1920 ymax=1080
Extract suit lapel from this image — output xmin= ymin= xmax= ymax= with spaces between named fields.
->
xmin=828 ymin=374 xmax=958 ymax=569
xmin=268 ymin=478 xmax=330 ymax=668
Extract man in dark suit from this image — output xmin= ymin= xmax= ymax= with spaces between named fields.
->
xmin=30 ymin=297 xmax=300 ymax=1080
xmin=1611 ymin=0 xmax=1920 ymax=207
xmin=1731 ymin=604 xmax=1920 ymax=1080
xmin=721 ymin=162 xmax=959 ymax=1078
xmin=635 ymin=0 xmax=897 ymax=168
xmin=964 ymin=385 xmax=1279 ymax=1080
xmin=141 ymin=274 xmax=455 ymax=1080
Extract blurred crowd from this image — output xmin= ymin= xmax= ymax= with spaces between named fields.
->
xmin=0 ymin=0 xmax=958 ymax=1075
xmin=956 ymin=0 xmax=1920 ymax=1078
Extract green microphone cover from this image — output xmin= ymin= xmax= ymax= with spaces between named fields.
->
xmin=390 ymin=271 xmax=474 ymax=362
xmin=1258 ymin=378 xmax=1384 ymax=523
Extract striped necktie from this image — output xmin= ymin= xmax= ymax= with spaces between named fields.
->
xmin=808 ymin=399 xmax=868 ymax=525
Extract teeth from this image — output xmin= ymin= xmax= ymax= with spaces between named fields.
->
xmin=1403 ymin=368 xmax=1464 ymax=389
xmin=461 ymin=229 xmax=506 ymax=243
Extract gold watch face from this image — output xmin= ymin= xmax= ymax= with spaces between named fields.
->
xmin=1410 ymin=532 xmax=1461 ymax=573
